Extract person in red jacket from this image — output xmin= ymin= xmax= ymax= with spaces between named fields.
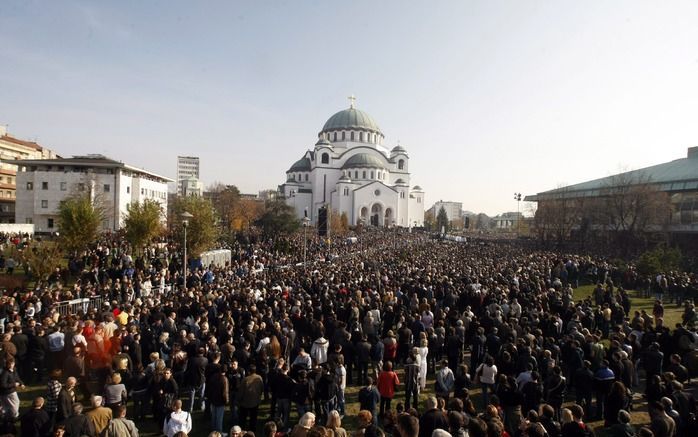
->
xmin=377 ymin=361 xmax=399 ymax=417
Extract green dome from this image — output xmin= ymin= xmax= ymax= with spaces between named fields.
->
xmin=341 ymin=153 xmax=385 ymax=169
xmin=288 ymin=157 xmax=311 ymax=172
xmin=322 ymin=107 xmax=382 ymax=133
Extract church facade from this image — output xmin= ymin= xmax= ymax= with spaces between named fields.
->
xmin=280 ymin=99 xmax=425 ymax=228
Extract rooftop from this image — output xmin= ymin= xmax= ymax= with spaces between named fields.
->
xmin=526 ymin=147 xmax=698 ymax=201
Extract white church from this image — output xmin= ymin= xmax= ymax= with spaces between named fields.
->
xmin=280 ymin=98 xmax=425 ymax=227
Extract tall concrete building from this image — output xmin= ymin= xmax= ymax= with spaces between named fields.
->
xmin=8 ymin=155 xmax=172 ymax=233
xmin=176 ymin=156 xmax=200 ymax=196
xmin=0 ymin=126 xmax=58 ymax=223
xmin=427 ymin=201 xmax=463 ymax=222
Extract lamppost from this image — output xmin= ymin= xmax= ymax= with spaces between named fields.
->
xmin=181 ymin=211 xmax=193 ymax=290
xmin=514 ymin=193 xmax=522 ymax=237
xmin=302 ymin=216 xmax=310 ymax=270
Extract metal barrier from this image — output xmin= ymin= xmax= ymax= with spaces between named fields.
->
xmin=54 ymin=296 xmax=105 ymax=316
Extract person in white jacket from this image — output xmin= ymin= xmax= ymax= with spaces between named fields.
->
xmin=311 ymin=335 xmax=329 ymax=365
xmin=163 ymin=399 xmax=192 ymax=437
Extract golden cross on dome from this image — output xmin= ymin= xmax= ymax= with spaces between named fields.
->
xmin=348 ymin=94 xmax=356 ymax=109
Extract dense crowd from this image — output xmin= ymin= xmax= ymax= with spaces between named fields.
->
xmin=0 ymin=229 xmax=696 ymax=437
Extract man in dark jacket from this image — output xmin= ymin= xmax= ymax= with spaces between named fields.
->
xmin=19 ymin=396 xmax=50 ymax=437
xmin=404 ymin=352 xmax=421 ymax=411
xmin=356 ymin=336 xmax=372 ymax=385
xmin=56 ymin=377 xmax=77 ymax=424
xmin=186 ymin=347 xmax=208 ymax=412
xmin=419 ymin=396 xmax=449 ymax=437
xmin=574 ymin=360 xmax=594 ymax=413
xmin=62 ymin=403 xmax=95 ymax=437
xmin=205 ymin=365 xmax=229 ymax=433
xmin=10 ymin=326 xmax=29 ymax=381
xmin=358 ymin=377 xmax=380 ymax=424
xmin=0 ymin=357 xmax=24 ymax=419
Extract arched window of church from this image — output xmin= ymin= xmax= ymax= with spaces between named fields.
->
xmin=371 ymin=171 xmax=374 ymax=179
xmin=360 ymin=132 xmax=364 ymax=142
xmin=351 ymin=131 xmax=355 ymax=141
xmin=333 ymin=132 xmax=337 ymax=141
xmin=321 ymin=153 xmax=329 ymax=164
xmin=342 ymin=132 xmax=346 ymax=140
xmin=401 ymin=191 xmax=405 ymax=199
xmin=363 ymin=171 xmax=366 ymax=179
xmin=398 ymin=159 xmax=405 ymax=170
xmin=354 ymin=171 xmax=358 ymax=179
xmin=305 ymin=174 xmax=308 ymax=181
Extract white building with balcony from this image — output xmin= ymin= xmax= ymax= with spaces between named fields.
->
xmin=6 ymin=154 xmax=172 ymax=233
xmin=279 ymin=99 xmax=425 ymax=227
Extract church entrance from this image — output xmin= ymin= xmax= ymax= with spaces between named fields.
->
xmin=370 ymin=204 xmax=382 ymax=226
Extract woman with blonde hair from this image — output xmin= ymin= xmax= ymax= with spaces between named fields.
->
xmin=326 ymin=410 xmax=347 ymax=437
xmin=290 ymin=412 xmax=316 ymax=437
xmin=417 ymin=336 xmax=429 ymax=390
xmin=560 ymin=408 xmax=573 ymax=425
xmin=104 ymin=372 xmax=127 ymax=411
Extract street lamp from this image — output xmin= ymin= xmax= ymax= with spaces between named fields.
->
xmin=514 ymin=193 xmax=522 ymax=237
xmin=302 ymin=216 xmax=311 ymax=270
xmin=181 ymin=211 xmax=193 ymax=290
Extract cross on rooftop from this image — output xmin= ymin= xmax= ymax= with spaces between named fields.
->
xmin=348 ymin=94 xmax=356 ymax=109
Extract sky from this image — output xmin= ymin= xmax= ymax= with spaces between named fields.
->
xmin=1 ymin=1 xmax=698 ymax=216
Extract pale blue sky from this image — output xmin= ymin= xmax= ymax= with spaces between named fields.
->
xmin=2 ymin=1 xmax=698 ymax=215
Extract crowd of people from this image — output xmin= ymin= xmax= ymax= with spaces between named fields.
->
xmin=0 ymin=228 xmax=695 ymax=437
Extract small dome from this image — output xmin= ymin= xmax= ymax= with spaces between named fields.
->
xmin=339 ymin=174 xmax=352 ymax=182
xmin=341 ymin=153 xmax=386 ymax=169
xmin=391 ymin=145 xmax=407 ymax=154
xmin=288 ymin=157 xmax=311 ymax=172
xmin=315 ymin=138 xmax=332 ymax=147
xmin=394 ymin=178 xmax=407 ymax=185
xmin=412 ymin=185 xmax=423 ymax=191
xmin=322 ymin=107 xmax=382 ymax=133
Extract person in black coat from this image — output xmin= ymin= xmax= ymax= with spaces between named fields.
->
xmin=56 ymin=377 xmax=77 ymax=424
xmin=61 ymin=403 xmax=95 ymax=437
xmin=186 ymin=347 xmax=208 ymax=412
xmin=19 ymin=396 xmax=51 ymax=437
xmin=356 ymin=336 xmax=372 ymax=385
xmin=419 ymin=396 xmax=449 ymax=437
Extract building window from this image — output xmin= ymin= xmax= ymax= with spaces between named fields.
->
xmin=47 ymin=218 xmax=54 ymax=228
xmin=371 ymin=171 xmax=374 ymax=179
xmin=305 ymin=174 xmax=308 ymax=181
xmin=26 ymin=182 xmax=33 ymax=190
xmin=60 ymin=182 xmax=67 ymax=191
xmin=363 ymin=171 xmax=366 ymax=179
xmin=360 ymin=132 xmax=364 ymax=142
xmin=126 ymin=186 xmax=130 ymax=193
xmin=401 ymin=191 xmax=405 ymax=199
xmin=104 ymin=184 xmax=110 ymax=192
xmin=398 ymin=159 xmax=405 ymax=170
xmin=25 ymin=218 xmax=32 ymax=224
xmin=333 ymin=132 xmax=337 ymax=141
xmin=41 ymin=182 xmax=48 ymax=190
xmin=342 ymin=132 xmax=346 ymax=140
xmin=344 ymin=188 xmax=349 ymax=196
xmin=41 ymin=200 xmax=48 ymax=208
xmin=417 ymin=197 xmax=421 ymax=203
xmin=351 ymin=131 xmax=355 ymax=141
xmin=321 ymin=153 xmax=329 ymax=164
xmin=355 ymin=171 xmax=358 ymax=179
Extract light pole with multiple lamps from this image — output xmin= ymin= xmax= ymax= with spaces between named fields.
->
xmin=514 ymin=193 xmax=522 ymax=237
xmin=181 ymin=211 xmax=193 ymax=289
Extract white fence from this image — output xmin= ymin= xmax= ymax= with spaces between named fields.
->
xmin=0 ymin=224 xmax=34 ymax=235
xmin=200 ymin=249 xmax=232 ymax=268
